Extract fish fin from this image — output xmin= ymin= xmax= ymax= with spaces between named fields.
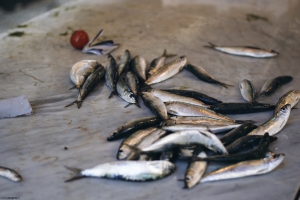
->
xmin=162 ymin=49 xmax=176 ymax=58
xmin=177 ymin=178 xmax=185 ymax=182
xmin=77 ymin=101 xmax=83 ymax=109
xmin=69 ymin=85 xmax=77 ymax=90
xmin=203 ymin=42 xmax=217 ymax=48
xmin=124 ymin=103 xmax=133 ymax=108
xmin=108 ymin=91 xmax=117 ymax=99
xmin=64 ymin=166 xmax=84 ymax=182
xmin=292 ymin=107 xmax=298 ymax=110
xmin=65 ymin=100 xmax=77 ymax=108
xmin=135 ymin=100 xmax=141 ymax=108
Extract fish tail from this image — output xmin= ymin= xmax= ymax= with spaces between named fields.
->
xmin=64 ymin=166 xmax=84 ymax=182
xmin=108 ymin=91 xmax=117 ymax=99
xmin=76 ymin=101 xmax=83 ymax=109
xmin=124 ymin=103 xmax=132 ymax=108
xmin=218 ymin=82 xmax=233 ymax=89
xmin=65 ymin=100 xmax=77 ymax=108
xmin=69 ymin=85 xmax=77 ymax=90
xmin=203 ymin=42 xmax=217 ymax=48
xmin=135 ymin=99 xmax=141 ymax=108
xmin=162 ymin=49 xmax=176 ymax=58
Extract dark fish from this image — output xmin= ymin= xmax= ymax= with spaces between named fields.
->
xmin=66 ymin=65 xmax=105 ymax=109
xmin=193 ymin=133 xmax=270 ymax=162
xmin=259 ymin=75 xmax=293 ymax=96
xmin=105 ymin=54 xmax=118 ymax=98
xmin=107 ymin=116 xmax=161 ymax=141
xmin=162 ymin=89 xmax=222 ymax=105
xmin=209 ymin=102 xmax=275 ymax=115
xmin=226 ymin=135 xmax=277 ymax=154
xmin=185 ymin=63 xmax=232 ymax=88
xmin=141 ymin=92 xmax=168 ymax=120
xmin=220 ymin=123 xmax=258 ymax=146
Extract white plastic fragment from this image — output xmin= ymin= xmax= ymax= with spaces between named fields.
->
xmin=0 ymin=95 xmax=33 ymax=118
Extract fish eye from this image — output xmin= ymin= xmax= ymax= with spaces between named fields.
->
xmin=119 ymin=149 xmax=123 ymax=153
xmin=130 ymin=94 xmax=135 ymax=99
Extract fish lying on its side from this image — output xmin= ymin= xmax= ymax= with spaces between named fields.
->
xmin=200 ymin=153 xmax=284 ymax=183
xmin=161 ymin=124 xmax=240 ymax=134
xmin=148 ymin=49 xmax=176 ymax=77
xmin=0 ymin=166 xmax=22 ymax=182
xmin=239 ymin=79 xmax=256 ymax=102
xmin=125 ymin=71 xmax=140 ymax=107
xmin=116 ymin=73 xmax=138 ymax=107
xmin=131 ymin=56 xmax=148 ymax=81
xmin=259 ymin=75 xmax=293 ymax=96
xmin=204 ymin=42 xmax=279 ymax=58
xmin=118 ymin=50 xmax=131 ymax=76
xmin=274 ymin=90 xmax=300 ymax=113
xmin=105 ymin=54 xmax=118 ymax=98
xmin=65 ymin=160 xmax=175 ymax=182
xmin=141 ymin=92 xmax=168 ymax=120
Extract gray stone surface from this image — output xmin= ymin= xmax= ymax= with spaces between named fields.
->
xmin=0 ymin=0 xmax=299 ymax=199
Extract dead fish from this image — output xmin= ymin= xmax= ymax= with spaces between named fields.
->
xmin=162 ymin=116 xmax=238 ymax=126
xmin=161 ymin=124 xmax=241 ymax=134
xmin=107 ymin=116 xmax=161 ymax=141
xmin=118 ymin=50 xmax=131 ymax=76
xmin=185 ymin=64 xmax=232 ymax=88
xmin=204 ymin=42 xmax=279 ymax=58
xmin=200 ymin=153 xmax=284 ymax=183
xmin=125 ymin=71 xmax=140 ymax=107
xmin=148 ymin=49 xmax=176 ymax=77
xmin=66 ymin=65 xmax=105 ymax=109
xmin=274 ymin=90 xmax=300 ymax=113
xmin=145 ymin=56 xmax=187 ymax=85
xmin=148 ymin=89 xmax=209 ymax=108
xmin=239 ymin=79 xmax=256 ymax=102
xmin=248 ymin=104 xmax=291 ymax=136
xmin=141 ymin=92 xmax=168 ymax=120
xmin=116 ymin=73 xmax=137 ymax=106
xmin=184 ymin=151 xmax=207 ymax=189
xmin=65 ymin=160 xmax=175 ymax=182
xmin=131 ymin=56 xmax=148 ymax=81
xmin=0 ymin=166 xmax=22 ymax=182
xmin=165 ymin=101 xmax=236 ymax=123
xmin=69 ymin=60 xmax=100 ymax=90
xmin=259 ymin=75 xmax=293 ymax=96
xmin=105 ymin=54 xmax=118 ymax=98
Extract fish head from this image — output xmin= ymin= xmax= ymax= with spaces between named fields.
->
xmin=123 ymin=90 xmax=136 ymax=104
xmin=277 ymin=104 xmax=291 ymax=118
xmin=184 ymin=172 xmax=200 ymax=189
xmin=178 ymin=56 xmax=187 ymax=67
xmin=117 ymin=145 xmax=133 ymax=160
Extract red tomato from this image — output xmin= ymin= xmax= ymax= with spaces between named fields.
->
xmin=70 ymin=30 xmax=89 ymax=50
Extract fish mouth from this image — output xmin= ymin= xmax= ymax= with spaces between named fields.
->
xmin=271 ymin=50 xmax=279 ymax=55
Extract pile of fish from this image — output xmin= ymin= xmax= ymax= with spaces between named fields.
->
xmin=63 ymin=47 xmax=300 ymax=189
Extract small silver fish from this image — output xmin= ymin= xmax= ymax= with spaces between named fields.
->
xmin=116 ymin=73 xmax=136 ymax=105
xmin=0 ymin=166 xmax=22 ymax=182
xmin=118 ymin=50 xmax=131 ymax=76
xmin=161 ymin=124 xmax=241 ymax=133
xmin=184 ymin=151 xmax=207 ymax=189
xmin=239 ymin=79 xmax=256 ymax=102
xmin=201 ymin=154 xmax=285 ymax=183
xmin=204 ymin=42 xmax=279 ymax=58
xmin=148 ymin=49 xmax=176 ymax=77
xmin=146 ymin=56 xmax=187 ymax=85
xmin=65 ymin=160 xmax=175 ymax=182
xmin=248 ymin=104 xmax=291 ymax=136
xmin=141 ymin=92 xmax=168 ymax=120
xmin=131 ymin=56 xmax=148 ymax=81
xmin=164 ymin=116 xmax=238 ymax=126
xmin=105 ymin=54 xmax=118 ymax=98
xmin=274 ymin=90 xmax=300 ymax=113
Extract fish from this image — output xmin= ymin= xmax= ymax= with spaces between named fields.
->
xmin=125 ymin=71 xmax=140 ymax=107
xmin=105 ymin=54 xmax=118 ymax=98
xmin=148 ymin=49 xmax=176 ymax=77
xmin=209 ymin=102 xmax=275 ymax=115
xmin=148 ymin=89 xmax=209 ymax=108
xmin=161 ymin=124 xmax=241 ymax=134
xmin=69 ymin=60 xmax=100 ymax=90
xmin=107 ymin=116 xmax=161 ymax=141
xmin=165 ymin=101 xmax=236 ymax=123
xmin=141 ymin=92 xmax=168 ymax=120
xmin=66 ymin=65 xmax=105 ymax=109
xmin=162 ymin=116 xmax=238 ymax=127
xmin=145 ymin=56 xmax=187 ymax=85
xmin=184 ymin=151 xmax=207 ymax=189
xmin=185 ymin=64 xmax=232 ymax=88
xmin=116 ymin=73 xmax=137 ymax=106
xmin=239 ymin=79 xmax=256 ymax=102
xmin=200 ymin=153 xmax=284 ymax=183
xmin=65 ymin=160 xmax=176 ymax=182
xmin=248 ymin=104 xmax=291 ymax=136
xmin=118 ymin=50 xmax=131 ymax=76
xmin=193 ymin=133 xmax=270 ymax=162
xmin=204 ymin=42 xmax=279 ymax=58
xmin=131 ymin=56 xmax=148 ymax=81
xmin=274 ymin=90 xmax=300 ymax=113
xmin=0 ymin=166 xmax=22 ymax=182
xmin=162 ymin=89 xmax=222 ymax=105
xmin=259 ymin=75 xmax=293 ymax=96
xmin=141 ymin=130 xmax=228 ymax=154
xmin=226 ymin=135 xmax=277 ymax=154
xmin=220 ymin=123 xmax=258 ymax=146
xmin=117 ymin=127 xmax=158 ymax=160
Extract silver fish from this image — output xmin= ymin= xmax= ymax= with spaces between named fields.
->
xmin=204 ymin=42 xmax=279 ymax=58
xmin=148 ymin=49 xmax=176 ymax=77
xmin=117 ymin=127 xmax=158 ymax=160
xmin=201 ymin=154 xmax=285 ymax=183
xmin=248 ymin=104 xmax=291 ymax=136
xmin=259 ymin=76 xmax=293 ymax=96
xmin=239 ymin=79 xmax=256 ymax=102
xmin=145 ymin=56 xmax=187 ymax=85
xmin=0 ymin=166 xmax=22 ymax=182
xmin=125 ymin=71 xmax=139 ymax=97
xmin=274 ymin=90 xmax=300 ymax=113
xmin=142 ymin=130 xmax=228 ymax=154
xmin=185 ymin=151 xmax=207 ymax=189
xmin=118 ymin=50 xmax=131 ymax=76
xmin=164 ymin=116 xmax=238 ymax=126
xmin=131 ymin=56 xmax=148 ymax=81
xmin=116 ymin=73 xmax=136 ymax=105
xmin=65 ymin=160 xmax=175 ymax=182
xmin=161 ymin=124 xmax=241 ymax=133
xmin=105 ymin=54 xmax=118 ymax=98
xmin=69 ymin=60 xmax=100 ymax=90
xmin=149 ymin=89 xmax=209 ymax=108
xmin=141 ymin=92 xmax=168 ymax=120
xmin=165 ymin=101 xmax=236 ymax=123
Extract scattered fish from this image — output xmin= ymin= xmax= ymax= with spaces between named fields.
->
xmin=148 ymin=49 xmax=176 ymax=77
xmin=274 ymin=90 xmax=300 ymax=113
xmin=204 ymin=42 xmax=279 ymax=58
xmin=141 ymin=92 xmax=168 ymax=120
xmin=0 ymin=166 xmax=22 ymax=182
xmin=131 ymin=56 xmax=148 ymax=81
xmin=239 ymin=79 xmax=256 ymax=102
xmin=118 ymin=50 xmax=131 ymax=76
xmin=161 ymin=124 xmax=241 ymax=134
xmin=259 ymin=75 xmax=293 ymax=96
xmin=105 ymin=54 xmax=118 ymax=98
xmin=185 ymin=64 xmax=232 ymax=88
